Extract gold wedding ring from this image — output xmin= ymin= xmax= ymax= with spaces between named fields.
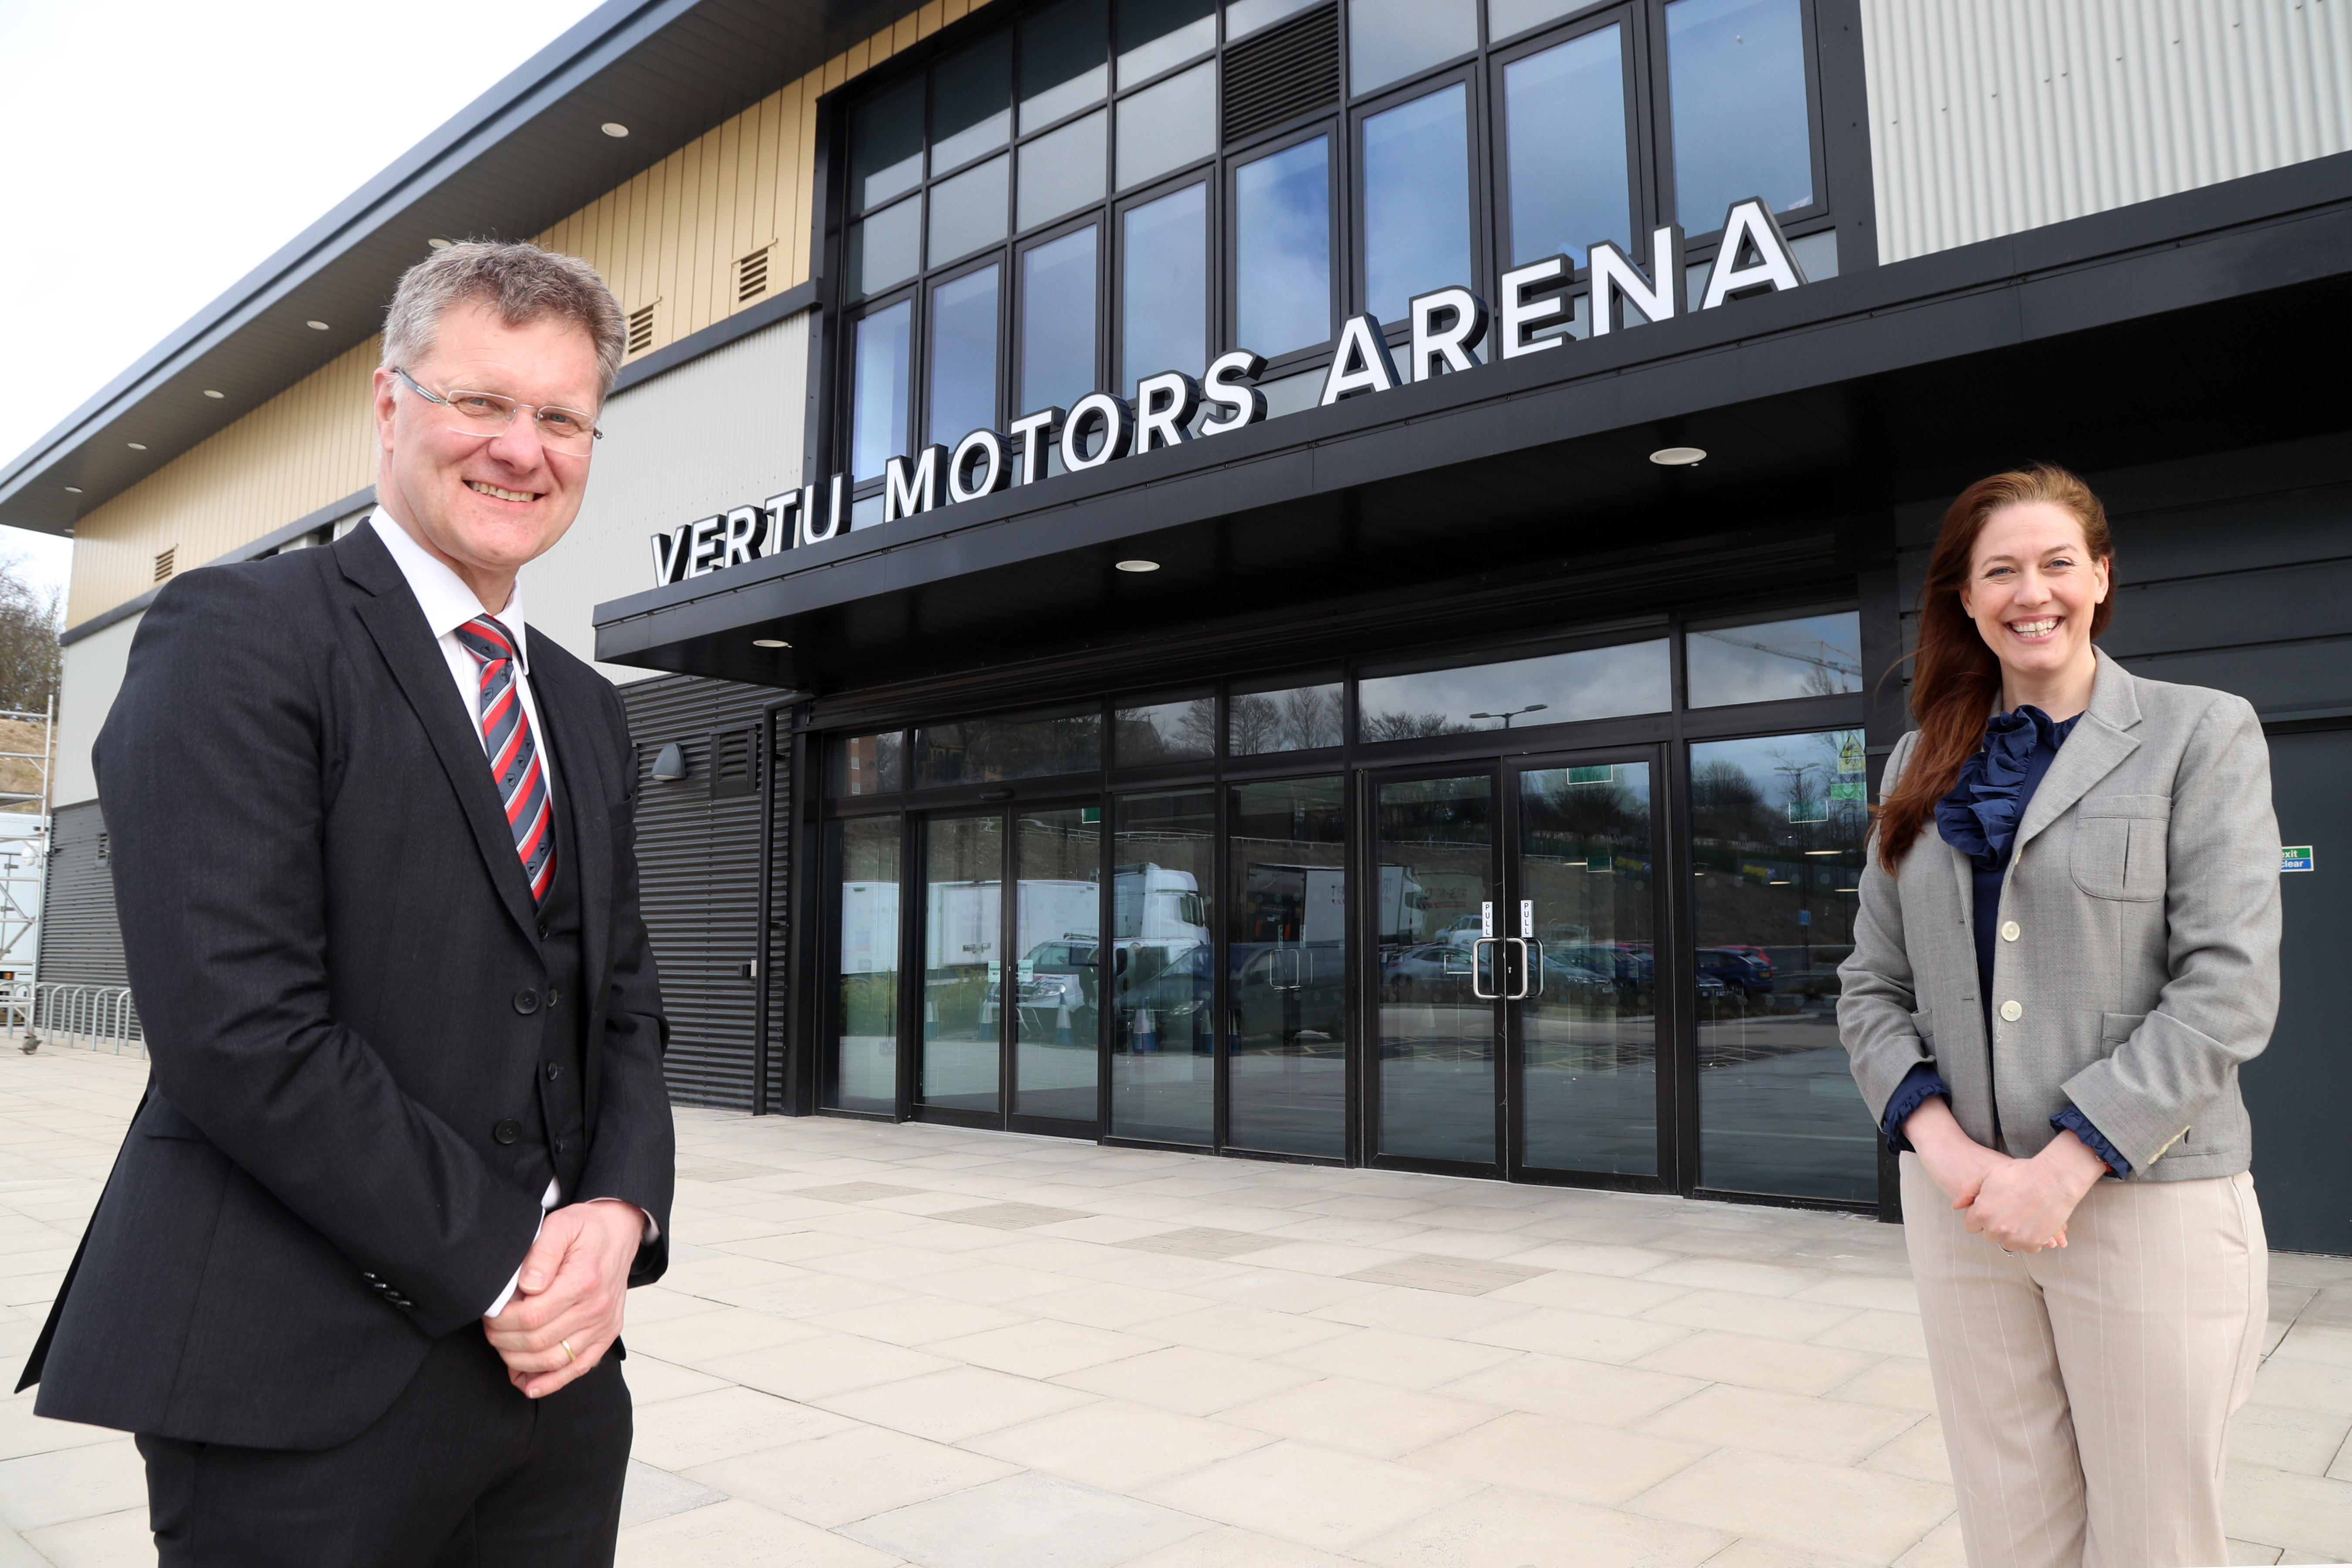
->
xmin=561 ymin=1338 xmax=577 ymax=1364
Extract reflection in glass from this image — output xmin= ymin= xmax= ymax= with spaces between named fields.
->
xmin=928 ymin=155 xmax=1010 ymax=268
xmin=1689 ymin=730 xmax=1874 ymax=1201
xmin=1358 ymin=639 xmax=1671 ymax=740
xmin=1348 ymin=0 xmax=1477 ymax=96
xmin=1021 ymin=226 xmax=1098 ymax=413
xmin=1230 ymin=777 xmax=1348 ymax=1156
xmin=848 ymin=196 xmax=921 ymax=297
xmin=1112 ymin=791 xmax=1217 ymax=1143
xmin=1504 ymin=25 xmax=1632 ymax=267
xmin=1116 ymin=0 xmax=1214 ymax=86
xmin=1122 ymin=184 xmax=1207 ymax=394
xmin=934 ymin=32 xmax=1014 ymax=172
xmin=1687 ymin=613 xmax=1862 ymax=707
xmin=825 ymin=815 xmax=901 ymax=1113
xmin=852 ymin=301 xmax=913 ymax=482
xmin=1015 ymin=808 xmax=1102 ymax=1121
xmin=849 ymin=75 xmax=925 ymax=213
xmin=915 ymin=705 xmax=1102 ymax=786
xmin=1018 ymin=109 xmax=1109 ymax=231
xmin=1227 ymin=0 xmax=1322 ymax=38
xmin=1116 ymin=61 xmax=1217 ymax=190
xmin=1666 ymin=0 xmax=1814 ymax=230
xmin=830 ymin=732 xmax=906 ymax=797
xmin=1519 ymin=764 xmax=1657 ymax=1173
xmin=1115 ymin=694 xmax=1216 ymax=764
xmin=1490 ymin=0 xmax=1582 ymax=41
xmin=1363 ymin=84 xmax=1471 ymax=325
xmin=1235 ymin=137 xmax=1331 ymax=357
xmin=921 ymin=814 xmax=1004 ymax=1112
xmin=1229 ymin=678 xmax=1343 ymax=754
xmin=1376 ymin=774 xmax=1496 ymax=1164
xmin=1021 ymin=0 xmax=1109 ymax=133
xmin=929 ymin=266 xmax=1000 ymax=446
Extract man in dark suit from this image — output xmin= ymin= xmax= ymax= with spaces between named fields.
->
xmin=18 ymin=241 xmax=675 ymax=1565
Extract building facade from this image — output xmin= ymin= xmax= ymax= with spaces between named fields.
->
xmin=7 ymin=0 xmax=2350 ymax=1252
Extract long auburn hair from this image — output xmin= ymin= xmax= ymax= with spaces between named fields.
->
xmin=1874 ymin=463 xmax=2115 ymax=869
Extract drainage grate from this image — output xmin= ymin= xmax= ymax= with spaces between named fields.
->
xmin=1222 ymin=1 xmax=1340 ymax=146
xmin=626 ymin=303 xmax=655 ymax=355
xmin=737 ymin=246 xmax=771 ymax=304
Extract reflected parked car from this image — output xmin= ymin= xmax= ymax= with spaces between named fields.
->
xmin=1716 ymin=943 xmax=1776 ymax=980
xmin=1695 ymin=947 xmax=1775 ymax=999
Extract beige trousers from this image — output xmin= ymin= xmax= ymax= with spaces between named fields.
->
xmin=1899 ymin=1154 xmax=2267 ymax=1568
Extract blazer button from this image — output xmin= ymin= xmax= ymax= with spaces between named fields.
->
xmin=514 ymin=989 xmax=541 ymax=1015
xmin=493 ymin=1119 xmax=523 ymax=1145
xmin=545 ymin=987 xmax=561 ymax=1010
xmin=2000 ymin=920 xmax=2021 ymax=942
xmin=1999 ymin=999 xmax=2024 ymax=1022
xmin=544 ymin=1062 xmax=561 ymax=1081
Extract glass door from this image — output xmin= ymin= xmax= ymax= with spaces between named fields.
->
xmin=919 ymin=812 xmax=1007 ymax=1116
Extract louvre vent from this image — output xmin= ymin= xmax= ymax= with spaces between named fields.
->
xmin=737 ymin=247 xmax=770 ymax=304
xmin=1222 ymin=2 xmax=1340 ymax=146
xmin=627 ymin=303 xmax=655 ymax=355
xmin=153 ymin=547 xmax=175 ymax=583
xmin=709 ymin=725 xmax=761 ymax=800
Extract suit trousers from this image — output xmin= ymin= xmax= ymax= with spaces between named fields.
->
xmin=1899 ymin=1153 xmax=2267 ymax=1568
xmin=136 ymin=1325 xmax=631 ymax=1567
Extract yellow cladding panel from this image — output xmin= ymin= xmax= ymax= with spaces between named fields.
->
xmin=67 ymin=339 xmax=379 ymax=629
xmin=64 ymin=1 xmax=995 ymax=629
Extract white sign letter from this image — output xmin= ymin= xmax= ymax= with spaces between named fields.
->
xmin=1588 ymin=225 xmax=1686 ymax=335
xmin=1199 ymin=350 xmax=1267 ymax=435
xmin=1319 ymin=313 xmax=1402 ymax=405
xmin=1407 ymin=287 xmax=1489 ymax=381
xmin=1700 ymin=198 xmax=1808 ymax=309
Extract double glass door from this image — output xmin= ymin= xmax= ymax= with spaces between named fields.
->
xmin=1369 ymin=750 xmax=1663 ymax=1180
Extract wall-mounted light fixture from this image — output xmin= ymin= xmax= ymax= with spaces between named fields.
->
xmin=650 ymin=743 xmax=690 ymax=782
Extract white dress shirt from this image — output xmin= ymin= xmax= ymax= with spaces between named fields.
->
xmin=369 ymin=511 xmax=653 ymax=1318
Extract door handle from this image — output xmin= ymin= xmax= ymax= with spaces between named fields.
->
xmin=1471 ymin=936 xmax=1502 ymax=1000
xmin=1512 ymin=939 xmax=1543 ymax=1000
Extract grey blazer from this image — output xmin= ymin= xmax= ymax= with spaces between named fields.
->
xmin=1839 ymin=649 xmax=2280 ymax=1180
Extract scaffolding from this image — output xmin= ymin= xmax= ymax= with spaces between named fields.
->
xmin=0 ymin=698 xmax=51 ymax=989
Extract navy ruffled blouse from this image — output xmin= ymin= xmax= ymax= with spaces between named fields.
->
xmin=1882 ymin=707 xmax=2130 ymax=1178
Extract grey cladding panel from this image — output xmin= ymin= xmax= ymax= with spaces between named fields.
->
xmin=37 ymin=800 xmax=128 ymax=989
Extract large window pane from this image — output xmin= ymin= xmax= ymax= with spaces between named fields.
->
xmin=928 ymin=155 xmax=1010 ymax=268
xmin=915 ymin=705 xmax=1102 ymax=786
xmin=1358 ymin=639 xmax=1671 ymax=740
xmin=1111 ymin=791 xmax=1216 ymax=1143
xmin=1503 ymin=25 xmax=1632 ymax=267
xmin=848 ymin=197 xmax=921 ymax=298
xmin=934 ymin=32 xmax=1014 ymax=173
xmin=1122 ymin=183 xmax=1207 ymax=393
xmin=1116 ymin=0 xmax=1214 ymax=87
xmin=1235 ymin=136 xmax=1331 ymax=357
xmin=1349 ymin=0 xmax=1477 ymax=95
xmin=921 ymin=814 xmax=1004 ymax=1113
xmin=1017 ymin=109 xmax=1108 ymax=231
xmin=1520 ymin=763 xmax=1657 ymax=1174
xmin=1115 ymin=693 xmax=1216 ymax=764
xmin=1015 ymin=807 xmax=1102 ymax=1121
xmin=1687 ymin=612 xmax=1863 ymax=707
xmin=1021 ymin=0 xmax=1109 ymax=133
xmin=851 ymin=301 xmax=912 ymax=483
xmin=850 ymin=75 xmax=925 ymax=213
xmin=829 ymin=731 xmax=905 ymax=797
xmin=1689 ymin=730 xmax=1873 ymax=1202
xmin=1230 ymin=777 xmax=1348 ymax=1156
xmin=1021 ymin=225 xmax=1098 ymax=413
xmin=1229 ymin=675 xmax=1343 ymax=754
xmin=1363 ymin=83 xmax=1471 ymax=325
xmin=824 ymin=815 xmax=901 ymax=1113
xmin=928 ymin=266 xmax=1000 ymax=446
xmin=1116 ymin=61 xmax=1216 ymax=190
xmin=1666 ymin=0 xmax=1814 ymax=230
xmin=1375 ymin=774 xmax=1496 ymax=1165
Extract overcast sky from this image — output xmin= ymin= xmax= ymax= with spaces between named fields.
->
xmin=0 ymin=0 xmax=608 ymax=605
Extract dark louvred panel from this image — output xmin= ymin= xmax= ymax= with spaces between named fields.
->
xmin=1222 ymin=2 xmax=1340 ymax=147
xmin=37 ymin=800 xmax=130 ymax=989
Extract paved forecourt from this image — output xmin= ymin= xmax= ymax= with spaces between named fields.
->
xmin=0 ymin=1045 xmax=2342 ymax=1567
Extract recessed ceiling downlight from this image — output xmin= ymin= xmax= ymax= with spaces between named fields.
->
xmin=127 ymin=442 xmax=146 ymax=450
xmin=1649 ymin=446 xmax=1707 ymax=466
xmin=1115 ymin=559 xmax=1159 ymax=573
xmin=427 ymin=237 xmax=453 ymax=250
xmin=203 ymin=389 xmax=225 ymax=399
xmin=601 ymin=122 xmax=630 ymax=138
xmin=63 ymin=487 xmax=81 ymax=494
xmin=753 ymin=638 xmax=790 ymax=649
xmin=306 ymin=320 xmax=329 ymax=331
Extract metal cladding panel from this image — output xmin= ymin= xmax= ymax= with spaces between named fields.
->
xmin=1863 ymin=0 xmax=2352 ymax=263
xmin=37 ymin=801 xmax=128 ymax=989
xmin=621 ymin=673 xmax=781 ymax=1109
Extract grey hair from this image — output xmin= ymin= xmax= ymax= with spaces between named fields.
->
xmin=380 ymin=240 xmax=626 ymax=400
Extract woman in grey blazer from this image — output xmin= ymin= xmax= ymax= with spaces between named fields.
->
xmin=1840 ymin=464 xmax=2278 ymax=1568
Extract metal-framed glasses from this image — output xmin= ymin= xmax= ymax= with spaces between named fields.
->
xmin=391 ymin=366 xmax=602 ymax=453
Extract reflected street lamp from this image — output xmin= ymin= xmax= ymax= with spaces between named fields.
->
xmin=1470 ymin=704 xmax=1548 ymax=729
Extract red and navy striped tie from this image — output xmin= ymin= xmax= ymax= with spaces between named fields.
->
xmin=454 ymin=615 xmax=556 ymax=906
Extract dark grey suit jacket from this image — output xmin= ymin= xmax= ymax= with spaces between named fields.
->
xmin=17 ymin=524 xmax=675 ymax=1449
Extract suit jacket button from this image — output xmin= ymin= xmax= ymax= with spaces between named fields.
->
xmin=545 ymin=987 xmax=561 ymax=1010
xmin=514 ymin=989 xmax=541 ymax=1014
xmin=544 ymin=1062 xmax=561 ymax=1081
xmin=1999 ymin=999 xmax=2024 ymax=1022
xmin=493 ymin=1119 xmax=523 ymax=1145
xmin=2000 ymin=920 xmax=2021 ymax=942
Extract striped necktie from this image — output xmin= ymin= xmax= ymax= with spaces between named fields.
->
xmin=453 ymin=615 xmax=556 ymax=906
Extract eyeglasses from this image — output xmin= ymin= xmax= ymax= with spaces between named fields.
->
xmin=391 ymin=367 xmax=602 ymax=453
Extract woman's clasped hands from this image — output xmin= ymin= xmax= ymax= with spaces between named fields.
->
xmin=1902 ymin=1094 xmax=2109 ymax=1252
